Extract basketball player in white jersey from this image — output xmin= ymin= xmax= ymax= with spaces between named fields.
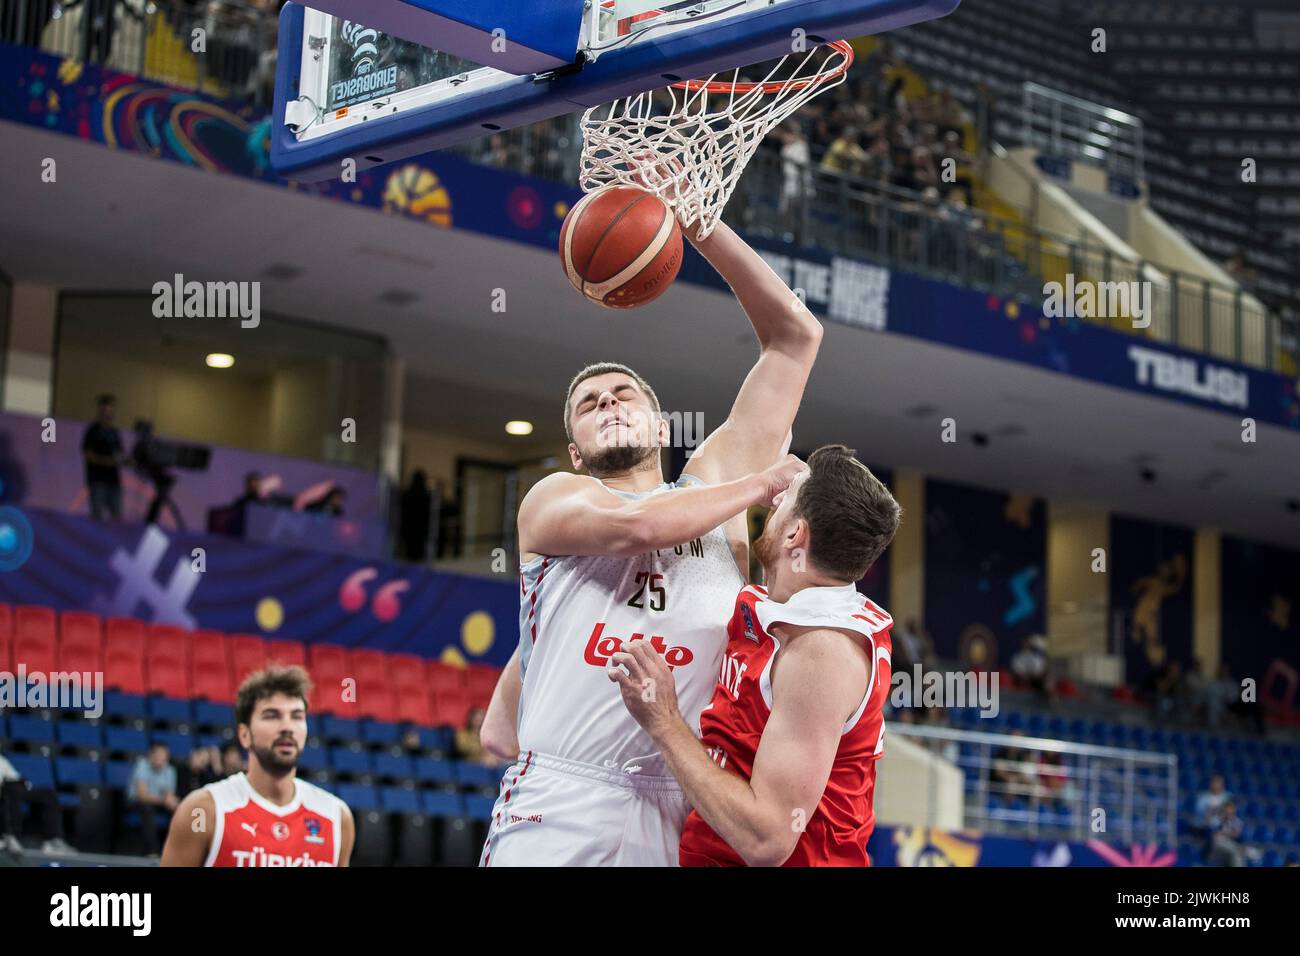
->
xmin=162 ymin=666 xmax=354 ymax=867
xmin=479 ymin=218 xmax=823 ymax=866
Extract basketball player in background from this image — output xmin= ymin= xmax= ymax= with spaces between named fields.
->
xmin=161 ymin=666 xmax=354 ymax=867
xmin=478 ymin=217 xmax=824 ymax=866
xmin=610 ymin=445 xmax=900 ymax=866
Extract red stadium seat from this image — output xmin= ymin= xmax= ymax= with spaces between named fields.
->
xmin=465 ymin=663 xmax=501 ymax=702
xmin=432 ymin=690 xmax=472 ymax=729
xmin=396 ymin=686 xmax=435 ymax=726
xmin=356 ymin=681 xmax=398 ymax=722
xmin=230 ymin=635 xmax=268 ymax=682
xmin=309 ymin=644 xmax=349 ymax=682
xmin=390 ymin=654 xmax=428 ymax=692
xmin=0 ymin=604 xmax=11 ymax=669
xmin=105 ymin=618 xmax=146 ymax=657
xmin=147 ymin=656 xmax=190 ymax=698
xmin=350 ymin=648 xmax=389 ymax=686
xmin=13 ymin=605 xmax=57 ymax=672
xmin=191 ymin=629 xmax=229 ymax=671
xmin=103 ymin=648 xmax=146 ymax=694
xmin=59 ymin=611 xmax=103 ymax=654
xmin=427 ymin=661 xmax=466 ymax=694
xmin=148 ymin=624 xmax=188 ymax=667
xmin=192 ymin=659 xmax=234 ymax=703
xmin=265 ymin=638 xmax=306 ymax=668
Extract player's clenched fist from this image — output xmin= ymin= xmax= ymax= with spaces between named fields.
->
xmin=608 ymin=639 xmax=680 ymax=735
xmin=758 ymin=454 xmax=808 ymax=509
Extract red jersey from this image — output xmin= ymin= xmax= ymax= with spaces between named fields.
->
xmin=679 ymin=583 xmax=893 ymax=867
xmin=203 ymin=772 xmax=346 ymax=867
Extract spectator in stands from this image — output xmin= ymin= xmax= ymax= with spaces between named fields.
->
xmin=1146 ymin=658 xmax=1183 ymax=723
xmin=220 ymin=743 xmax=245 ymax=777
xmin=1206 ymin=799 xmax=1248 ymax=867
xmin=399 ymin=469 xmax=433 ymax=563
xmin=893 ymin=618 xmax=925 ymax=673
xmin=1213 ymin=664 xmax=1265 ymax=735
xmin=82 ymin=393 xmax=124 ymax=521
xmin=991 ymin=729 xmax=1034 ymax=796
xmin=1224 ymin=247 xmax=1257 ymax=288
xmin=305 ymin=484 xmax=347 ymax=517
xmin=0 ymin=747 xmax=72 ymax=854
xmin=229 ymin=470 xmax=263 ymax=538
xmin=820 ymin=126 xmax=869 ymax=178
xmin=1010 ymin=635 xmax=1051 ymax=700
xmin=177 ymin=745 xmax=222 ymax=796
xmin=455 ymin=707 xmax=504 ymax=767
xmin=129 ymin=743 xmax=179 ymax=855
xmin=777 ymin=121 xmax=812 ymax=222
xmin=922 ymin=707 xmax=959 ymax=763
xmin=1196 ymin=774 xmax=1231 ymax=829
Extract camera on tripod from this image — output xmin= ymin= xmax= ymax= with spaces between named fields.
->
xmin=130 ymin=421 xmax=212 ymax=528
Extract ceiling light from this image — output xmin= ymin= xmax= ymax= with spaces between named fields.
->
xmin=505 ymin=420 xmax=534 ymax=436
xmin=206 ymin=353 xmax=235 ymax=369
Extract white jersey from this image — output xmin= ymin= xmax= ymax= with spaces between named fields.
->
xmin=202 ymin=772 xmax=346 ymax=867
xmin=516 ymin=473 xmax=745 ymax=773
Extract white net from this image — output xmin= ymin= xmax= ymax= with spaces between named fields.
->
xmin=579 ymin=40 xmax=854 ymax=240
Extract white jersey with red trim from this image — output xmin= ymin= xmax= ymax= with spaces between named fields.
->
xmin=203 ymin=772 xmax=345 ymax=867
xmin=515 ymin=473 xmax=744 ymax=772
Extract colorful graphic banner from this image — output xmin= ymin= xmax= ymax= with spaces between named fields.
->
xmin=0 ymin=507 xmax=516 ymax=667
xmin=869 ymin=824 xmax=1176 ymax=867
xmin=1110 ymin=515 xmax=1194 ymax=686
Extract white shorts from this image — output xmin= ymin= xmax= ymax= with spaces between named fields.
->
xmin=479 ymin=751 xmax=689 ymax=867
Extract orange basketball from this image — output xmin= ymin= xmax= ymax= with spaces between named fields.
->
xmin=559 ymin=185 xmax=683 ymax=308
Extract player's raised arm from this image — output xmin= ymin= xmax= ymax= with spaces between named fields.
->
xmin=160 ymin=789 xmax=215 ymax=867
xmin=518 ymin=456 xmax=804 ymax=558
xmin=684 ymin=221 xmax=824 ymax=483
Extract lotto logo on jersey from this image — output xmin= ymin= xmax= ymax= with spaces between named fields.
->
xmin=582 ymin=623 xmax=694 ymax=670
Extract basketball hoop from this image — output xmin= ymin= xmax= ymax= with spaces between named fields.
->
xmin=579 ymin=39 xmax=854 ymax=240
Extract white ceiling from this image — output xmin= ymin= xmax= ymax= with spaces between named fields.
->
xmin=2 ymin=122 xmax=1299 ymax=548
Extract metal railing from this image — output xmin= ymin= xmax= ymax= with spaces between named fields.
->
xmin=893 ymin=722 xmax=1178 ymax=847
xmin=1021 ymin=82 xmax=1145 ymax=182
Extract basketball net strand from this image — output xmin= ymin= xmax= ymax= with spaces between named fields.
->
xmin=579 ymin=40 xmax=853 ymax=241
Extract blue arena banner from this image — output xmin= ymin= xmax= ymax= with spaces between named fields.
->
xmin=0 ymin=507 xmax=518 ymax=667
xmin=869 ymin=824 xmax=1176 ymax=867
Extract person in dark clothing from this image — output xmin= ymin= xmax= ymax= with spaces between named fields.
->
xmin=82 ymin=394 xmax=123 ymax=521
xmin=175 ymin=745 xmax=222 ymax=796
xmin=399 ymin=469 xmax=433 ymax=562
xmin=229 ymin=471 xmax=263 ymax=537
xmin=304 ymin=485 xmax=346 ymax=517
xmin=0 ymin=748 xmax=71 ymax=854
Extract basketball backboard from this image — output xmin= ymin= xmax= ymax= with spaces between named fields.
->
xmin=271 ymin=0 xmax=961 ymax=180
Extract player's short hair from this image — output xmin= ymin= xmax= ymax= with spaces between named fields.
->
xmin=793 ymin=444 xmax=901 ymax=581
xmin=563 ymin=362 xmax=662 ymax=442
xmin=234 ymin=664 xmax=313 ymax=728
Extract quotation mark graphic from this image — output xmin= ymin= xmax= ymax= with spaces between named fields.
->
xmin=338 ymin=568 xmax=409 ymax=622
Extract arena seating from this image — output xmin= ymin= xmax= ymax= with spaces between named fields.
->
xmin=0 ymin=601 xmax=505 ymax=864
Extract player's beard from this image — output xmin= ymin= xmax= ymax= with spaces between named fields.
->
xmin=753 ymin=517 xmax=781 ymax=579
xmin=251 ymin=738 xmax=300 ymax=777
xmin=579 ymin=436 xmax=659 ymax=477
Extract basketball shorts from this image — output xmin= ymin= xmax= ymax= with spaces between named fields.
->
xmin=479 ymin=751 xmax=689 ymax=867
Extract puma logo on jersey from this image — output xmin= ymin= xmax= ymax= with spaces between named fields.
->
xmin=582 ymin=623 xmax=694 ymax=670
xmin=241 ymin=822 xmax=258 ymax=836
xmin=718 ymin=652 xmax=748 ymax=700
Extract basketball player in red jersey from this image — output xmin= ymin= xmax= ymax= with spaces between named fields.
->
xmin=610 ymin=445 xmax=901 ymax=866
xmin=162 ymin=666 xmax=354 ymax=867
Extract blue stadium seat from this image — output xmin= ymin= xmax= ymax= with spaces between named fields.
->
xmin=1024 ymin=713 xmax=1046 ymax=736
xmin=1261 ymin=850 xmax=1283 ymax=867
xmin=1045 ymin=716 xmax=1068 ymax=738
xmin=57 ymin=720 xmax=103 ymax=750
xmin=456 ymin=761 xmax=504 ymax=789
xmin=106 ymin=760 xmax=133 ymax=790
xmin=322 ymin=716 xmax=361 ymax=743
xmin=147 ymin=696 xmax=192 ymax=724
xmin=7 ymin=753 xmax=54 ymax=788
xmin=413 ymin=758 xmax=457 ymax=785
xmin=362 ymin=721 xmax=401 ymax=746
xmin=103 ymin=692 xmax=148 ymax=719
xmin=194 ymin=701 xmax=234 ymax=728
xmin=380 ymin=786 xmax=421 ymax=814
xmin=297 ymin=746 xmax=327 ymax=772
xmin=329 ymin=747 xmax=372 ymax=776
xmin=463 ymin=793 xmax=496 ymax=821
xmin=104 ymin=726 xmax=149 ymax=754
xmin=196 ymin=734 xmax=225 ymax=750
xmin=415 ymin=726 xmax=454 ymax=752
xmin=374 ymin=753 xmax=415 ymax=780
xmin=153 ymin=731 xmax=193 ymax=759
xmin=1272 ymin=826 xmax=1296 ymax=846
xmin=1248 ymin=824 xmax=1273 ymax=843
xmin=337 ymin=783 xmax=379 ymax=811
xmin=55 ymin=756 xmax=103 ymax=786
xmin=421 ymin=790 xmax=465 ymax=818
xmin=8 ymin=715 xmax=56 ymax=744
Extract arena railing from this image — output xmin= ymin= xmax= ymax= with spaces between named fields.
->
xmin=890 ymin=722 xmax=1179 ymax=848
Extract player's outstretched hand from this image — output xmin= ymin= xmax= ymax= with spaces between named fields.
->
xmin=607 ymin=639 xmax=680 ymax=737
xmin=758 ymin=454 xmax=808 ymax=509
